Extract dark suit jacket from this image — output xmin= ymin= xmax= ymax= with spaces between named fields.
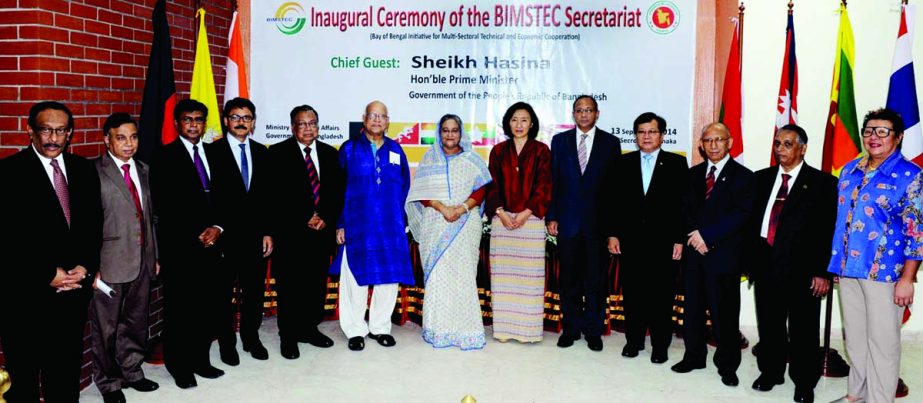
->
xmin=747 ymin=164 xmax=837 ymax=280
xmin=685 ymin=158 xmax=754 ymax=274
xmin=547 ymin=127 xmax=621 ymax=238
xmin=149 ymin=139 xmax=221 ymax=267
xmin=95 ymin=155 xmax=157 ymax=283
xmin=206 ymin=137 xmax=273 ymax=249
xmin=0 ymin=146 xmax=102 ymax=315
xmin=607 ymin=150 xmax=689 ymax=253
xmin=269 ymin=137 xmax=344 ymax=249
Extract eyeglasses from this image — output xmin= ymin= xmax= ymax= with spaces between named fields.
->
xmin=34 ymin=126 xmax=71 ymax=136
xmin=181 ymin=116 xmax=206 ymax=125
xmin=228 ymin=114 xmax=254 ymax=122
xmin=574 ymin=108 xmax=597 ymax=114
xmin=366 ymin=113 xmax=389 ymax=121
xmin=293 ymin=120 xmax=318 ymax=129
xmin=636 ymin=130 xmax=661 ymax=136
xmin=773 ymin=140 xmax=798 ymax=149
xmin=862 ymin=126 xmax=894 ymax=138
xmin=701 ymin=137 xmax=729 ymax=145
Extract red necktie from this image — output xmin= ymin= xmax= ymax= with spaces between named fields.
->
xmin=767 ymin=173 xmax=791 ymax=246
xmin=50 ymin=158 xmax=70 ymax=226
xmin=304 ymin=146 xmax=320 ymax=205
xmin=704 ymin=165 xmax=717 ymax=200
xmin=122 ymin=164 xmax=145 ymax=246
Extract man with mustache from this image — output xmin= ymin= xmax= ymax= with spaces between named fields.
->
xmin=207 ymin=97 xmax=274 ymax=364
xmin=0 ymin=101 xmax=103 ymax=402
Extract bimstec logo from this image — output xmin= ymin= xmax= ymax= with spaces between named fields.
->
xmin=270 ymin=2 xmax=306 ymax=35
xmin=647 ymin=2 xmax=679 ymax=35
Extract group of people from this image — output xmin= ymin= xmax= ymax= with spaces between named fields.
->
xmin=0 ymin=96 xmax=916 ymax=403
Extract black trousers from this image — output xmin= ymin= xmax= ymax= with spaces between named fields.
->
xmin=162 ymin=247 xmax=221 ymax=378
xmin=681 ymin=263 xmax=741 ymax=375
xmin=217 ymin=235 xmax=268 ymax=348
xmin=557 ymin=235 xmax=607 ymax=337
xmin=274 ymin=228 xmax=334 ymax=342
xmin=621 ymin=250 xmax=678 ymax=353
xmin=1 ymin=291 xmax=90 ymax=403
xmin=754 ymin=272 xmax=822 ymax=389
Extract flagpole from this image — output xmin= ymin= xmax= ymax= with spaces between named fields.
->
xmin=738 ymin=2 xmax=744 ymax=68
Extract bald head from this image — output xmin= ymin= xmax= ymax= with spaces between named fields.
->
xmin=363 ymin=100 xmax=389 ymax=137
xmin=700 ymin=122 xmax=733 ymax=163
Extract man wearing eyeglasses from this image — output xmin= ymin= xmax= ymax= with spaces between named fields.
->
xmin=0 ymin=101 xmax=103 ymax=402
xmin=604 ymin=112 xmax=689 ymax=364
xmin=672 ymin=122 xmax=753 ymax=388
xmin=205 ymin=97 xmax=274 ymax=365
xmin=268 ymin=104 xmax=344 ymax=358
xmin=150 ymin=99 xmax=226 ymax=389
xmin=745 ymin=124 xmax=836 ymax=403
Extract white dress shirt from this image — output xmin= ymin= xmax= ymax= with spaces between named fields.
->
xmin=179 ymin=136 xmax=211 ymax=178
xmin=298 ymin=140 xmax=322 ymax=180
xmin=760 ymin=161 xmax=803 ymax=238
xmin=32 ymin=144 xmax=67 ymax=187
xmin=227 ymin=135 xmax=253 ymax=185
xmin=577 ymin=126 xmax=597 ymax=159
xmin=109 ymin=152 xmax=144 ymax=211
xmin=706 ymin=153 xmax=731 ymax=181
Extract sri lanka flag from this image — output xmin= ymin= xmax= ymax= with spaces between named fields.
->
xmin=821 ymin=4 xmax=860 ymax=175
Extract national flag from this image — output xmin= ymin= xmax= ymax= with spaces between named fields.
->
xmin=137 ymin=0 xmax=177 ymax=162
xmin=821 ymin=5 xmax=860 ymax=175
xmin=771 ymin=8 xmax=799 ymax=165
xmin=888 ymin=4 xmax=921 ymax=167
xmin=191 ymin=8 xmax=223 ymax=142
xmin=718 ymin=20 xmax=744 ymax=161
xmin=420 ymin=123 xmax=437 ymax=145
xmin=468 ymin=123 xmax=497 ymax=146
xmin=390 ymin=122 xmax=419 ymax=144
xmin=223 ymin=10 xmax=248 ymax=103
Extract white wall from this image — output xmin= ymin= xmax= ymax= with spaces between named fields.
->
xmin=738 ymin=0 xmax=922 ymax=334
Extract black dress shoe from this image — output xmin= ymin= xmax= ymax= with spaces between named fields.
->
xmin=650 ymin=350 xmax=668 ymax=364
xmin=243 ymin=341 xmax=269 ymax=360
xmin=193 ymin=365 xmax=225 ymax=379
xmin=301 ymin=330 xmax=335 ymax=348
xmin=621 ymin=345 xmax=639 ymax=358
xmin=102 ymin=390 xmax=126 ymax=403
xmin=369 ymin=333 xmax=396 ymax=347
xmin=793 ymin=387 xmax=814 ymax=403
xmin=125 ymin=378 xmax=160 ymax=392
xmin=172 ymin=374 xmax=197 ymax=389
xmin=751 ymin=374 xmax=784 ymax=391
xmin=348 ymin=336 xmax=365 ymax=351
xmin=586 ymin=336 xmax=603 ymax=351
xmin=281 ymin=340 xmax=300 ymax=359
xmin=670 ymin=360 xmax=706 ymax=373
xmin=557 ymin=333 xmax=579 ymax=348
xmin=721 ymin=373 xmax=739 ymax=387
xmin=219 ymin=345 xmax=240 ymax=366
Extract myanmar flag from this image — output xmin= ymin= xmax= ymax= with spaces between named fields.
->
xmin=191 ymin=8 xmax=223 ymax=143
xmin=821 ymin=5 xmax=860 ymax=175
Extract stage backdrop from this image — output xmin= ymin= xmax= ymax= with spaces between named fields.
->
xmin=250 ymin=0 xmax=697 ymax=162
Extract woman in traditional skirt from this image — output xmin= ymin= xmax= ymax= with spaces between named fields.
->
xmin=485 ymin=102 xmax=552 ymax=342
xmin=406 ymin=114 xmax=491 ymax=350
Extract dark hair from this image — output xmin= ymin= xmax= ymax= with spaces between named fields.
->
xmin=438 ymin=114 xmax=463 ymax=132
xmin=633 ymin=112 xmax=666 ymax=135
xmin=502 ymin=102 xmax=539 ymax=140
xmin=223 ymin=97 xmax=256 ymax=118
xmin=778 ymin=124 xmax=808 ymax=144
xmin=862 ymin=108 xmax=905 ymax=136
xmin=102 ymin=112 xmax=137 ymax=137
xmin=290 ymin=104 xmax=318 ymax=123
xmin=173 ymin=99 xmax=208 ymax=122
xmin=572 ymin=95 xmax=598 ymax=111
xmin=28 ymin=101 xmax=74 ymax=131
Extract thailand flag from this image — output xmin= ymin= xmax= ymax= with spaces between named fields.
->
xmin=888 ymin=4 xmax=921 ymax=167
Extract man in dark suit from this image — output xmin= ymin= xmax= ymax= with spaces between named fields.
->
xmin=90 ymin=113 xmax=160 ymax=403
xmin=748 ymin=124 xmax=836 ymax=403
xmin=672 ymin=122 xmax=754 ymax=388
xmin=547 ymin=95 xmax=621 ymax=351
xmin=207 ymin=97 xmax=273 ymax=365
xmin=150 ymin=99 xmax=225 ymax=389
xmin=0 ymin=101 xmax=103 ymax=402
xmin=269 ymin=105 xmax=343 ymax=359
xmin=606 ymin=112 xmax=688 ymax=364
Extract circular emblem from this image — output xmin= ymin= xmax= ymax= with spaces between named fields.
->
xmin=647 ymin=2 xmax=680 ymax=35
xmin=274 ymin=2 xmax=306 ymax=35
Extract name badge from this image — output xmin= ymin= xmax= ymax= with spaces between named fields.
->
xmin=389 ymin=151 xmax=400 ymax=165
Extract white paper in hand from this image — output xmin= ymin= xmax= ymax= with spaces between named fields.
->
xmin=389 ymin=151 xmax=400 ymax=165
xmin=96 ymin=279 xmax=116 ymax=298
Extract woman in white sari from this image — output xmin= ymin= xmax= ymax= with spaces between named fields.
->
xmin=406 ymin=114 xmax=492 ymax=350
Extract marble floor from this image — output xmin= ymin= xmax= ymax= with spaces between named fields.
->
xmin=79 ymin=319 xmax=923 ymax=403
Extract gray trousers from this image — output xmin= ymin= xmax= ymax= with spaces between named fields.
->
xmin=89 ymin=267 xmax=152 ymax=393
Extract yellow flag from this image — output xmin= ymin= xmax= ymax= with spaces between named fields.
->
xmin=191 ymin=8 xmax=222 ymax=142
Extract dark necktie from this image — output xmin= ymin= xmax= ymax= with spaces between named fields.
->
xmin=192 ymin=144 xmax=209 ymax=191
xmin=239 ymin=143 xmax=249 ymax=192
xmin=767 ymin=173 xmax=791 ymax=246
xmin=122 ymin=164 xmax=145 ymax=246
xmin=304 ymin=146 xmax=320 ymax=205
xmin=50 ymin=158 xmax=70 ymax=226
xmin=705 ymin=165 xmax=717 ymax=200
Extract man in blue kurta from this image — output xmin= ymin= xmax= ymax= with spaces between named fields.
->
xmin=332 ymin=100 xmax=414 ymax=351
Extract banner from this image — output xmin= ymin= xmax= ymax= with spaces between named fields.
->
xmin=251 ymin=1 xmax=697 ymax=163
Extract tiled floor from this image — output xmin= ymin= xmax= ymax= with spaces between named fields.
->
xmin=79 ymin=319 xmax=923 ymax=403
